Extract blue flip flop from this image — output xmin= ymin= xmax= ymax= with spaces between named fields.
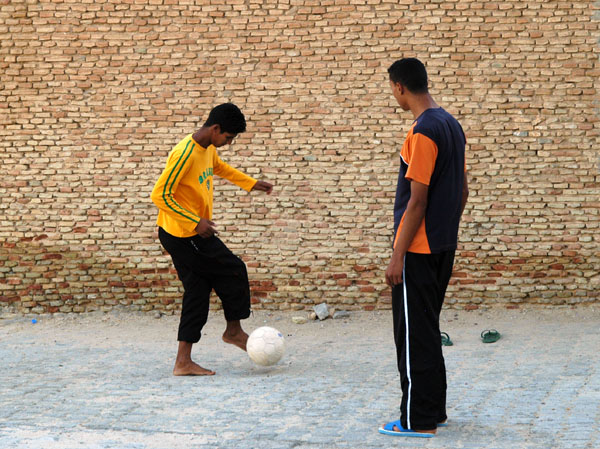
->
xmin=378 ymin=420 xmax=435 ymax=438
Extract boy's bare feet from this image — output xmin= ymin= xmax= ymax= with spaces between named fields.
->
xmin=173 ymin=341 xmax=214 ymax=376
xmin=222 ymin=320 xmax=249 ymax=351
xmin=173 ymin=360 xmax=215 ymax=376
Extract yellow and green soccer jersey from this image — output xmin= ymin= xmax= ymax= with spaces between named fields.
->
xmin=151 ymin=134 xmax=257 ymax=238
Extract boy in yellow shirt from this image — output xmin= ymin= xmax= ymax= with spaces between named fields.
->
xmin=151 ymin=103 xmax=273 ymax=376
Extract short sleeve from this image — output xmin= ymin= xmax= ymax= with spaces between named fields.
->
xmin=404 ymin=133 xmax=438 ymax=186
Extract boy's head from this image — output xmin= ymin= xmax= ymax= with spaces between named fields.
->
xmin=388 ymin=58 xmax=429 ymax=109
xmin=387 ymin=58 xmax=429 ymax=93
xmin=204 ymin=103 xmax=247 ymax=147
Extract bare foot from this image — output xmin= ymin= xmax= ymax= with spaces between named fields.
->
xmin=222 ymin=330 xmax=248 ymax=351
xmin=173 ymin=361 xmax=215 ymax=376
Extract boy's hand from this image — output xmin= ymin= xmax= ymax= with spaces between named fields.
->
xmin=195 ymin=218 xmax=218 ymax=238
xmin=385 ymin=255 xmax=404 ymax=287
xmin=252 ymin=180 xmax=273 ymax=194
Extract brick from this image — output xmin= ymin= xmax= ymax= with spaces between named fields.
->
xmin=0 ymin=0 xmax=598 ymax=315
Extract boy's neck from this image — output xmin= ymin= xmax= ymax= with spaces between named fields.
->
xmin=409 ymin=94 xmax=439 ymax=119
xmin=192 ymin=127 xmax=211 ymax=148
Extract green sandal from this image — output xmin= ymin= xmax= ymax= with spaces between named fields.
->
xmin=481 ymin=329 xmax=501 ymax=343
xmin=441 ymin=332 xmax=453 ymax=346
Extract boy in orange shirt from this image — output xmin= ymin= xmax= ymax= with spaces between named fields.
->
xmin=151 ymin=103 xmax=273 ymax=376
xmin=379 ymin=59 xmax=469 ymax=437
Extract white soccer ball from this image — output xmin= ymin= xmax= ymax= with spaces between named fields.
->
xmin=247 ymin=326 xmax=285 ymax=366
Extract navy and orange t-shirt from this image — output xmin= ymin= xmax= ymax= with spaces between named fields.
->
xmin=393 ymin=108 xmax=466 ymax=254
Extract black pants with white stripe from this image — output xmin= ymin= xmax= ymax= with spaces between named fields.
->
xmin=392 ymin=250 xmax=455 ymax=431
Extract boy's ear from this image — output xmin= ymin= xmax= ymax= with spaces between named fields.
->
xmin=207 ymin=124 xmax=221 ymax=143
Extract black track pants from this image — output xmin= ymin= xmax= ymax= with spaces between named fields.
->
xmin=392 ymin=250 xmax=455 ymax=431
xmin=158 ymin=227 xmax=251 ymax=343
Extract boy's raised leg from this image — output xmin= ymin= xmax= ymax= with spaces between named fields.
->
xmin=222 ymin=320 xmax=248 ymax=351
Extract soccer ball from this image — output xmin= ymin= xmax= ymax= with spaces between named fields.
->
xmin=247 ymin=326 xmax=285 ymax=366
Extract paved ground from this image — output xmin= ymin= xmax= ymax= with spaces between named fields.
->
xmin=0 ymin=306 xmax=599 ymax=449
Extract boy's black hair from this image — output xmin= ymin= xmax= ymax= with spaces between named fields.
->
xmin=204 ymin=103 xmax=247 ymax=134
xmin=387 ymin=58 xmax=429 ymax=94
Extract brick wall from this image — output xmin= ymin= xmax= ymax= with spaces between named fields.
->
xmin=1 ymin=0 xmax=599 ymax=314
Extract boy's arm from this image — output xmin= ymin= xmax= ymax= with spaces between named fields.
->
xmin=460 ymin=171 xmax=469 ymax=217
xmin=213 ymin=154 xmax=258 ymax=192
xmin=150 ymin=148 xmax=201 ymax=234
xmin=385 ymin=180 xmax=428 ymax=287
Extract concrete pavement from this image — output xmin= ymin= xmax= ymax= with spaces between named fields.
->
xmin=1 ymin=306 xmax=599 ymax=449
